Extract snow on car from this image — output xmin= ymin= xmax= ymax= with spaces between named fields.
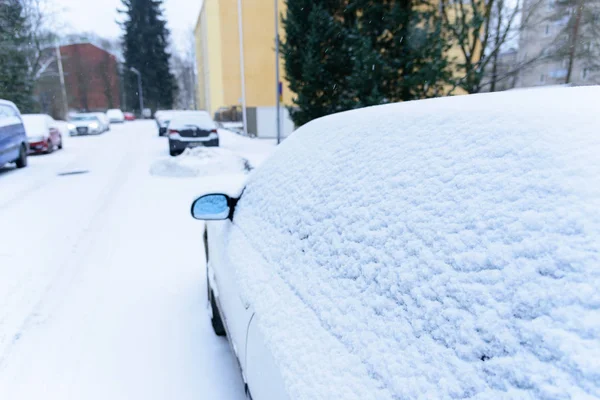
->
xmin=106 ymin=109 xmax=125 ymax=123
xmin=191 ymin=86 xmax=600 ymax=400
xmin=21 ymin=114 xmax=63 ymax=154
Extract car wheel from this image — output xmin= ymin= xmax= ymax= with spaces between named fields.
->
xmin=15 ymin=144 xmax=27 ymax=168
xmin=209 ymin=289 xmax=226 ymax=337
xmin=169 ymin=149 xmax=181 ymax=157
xmin=46 ymin=139 xmax=54 ymax=154
xmin=58 ymin=135 xmax=63 ymax=150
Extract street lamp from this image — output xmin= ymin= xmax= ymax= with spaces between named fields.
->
xmin=274 ymin=0 xmax=281 ymax=144
xmin=130 ymin=67 xmax=144 ymax=115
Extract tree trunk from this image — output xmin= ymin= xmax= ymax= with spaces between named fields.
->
xmin=566 ymin=0 xmax=584 ymax=84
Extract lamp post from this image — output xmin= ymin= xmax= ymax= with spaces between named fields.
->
xmin=275 ymin=0 xmax=281 ymax=144
xmin=237 ymin=0 xmax=248 ymax=136
xmin=130 ymin=67 xmax=144 ymax=115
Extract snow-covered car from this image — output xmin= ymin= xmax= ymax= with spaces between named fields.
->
xmin=92 ymin=112 xmax=111 ymax=132
xmin=190 ymin=87 xmax=600 ymax=400
xmin=0 ymin=99 xmax=28 ymax=168
xmin=21 ymin=114 xmax=63 ymax=154
xmin=156 ymin=110 xmax=211 ymax=136
xmin=106 ymin=109 xmax=125 ymax=123
xmin=68 ymin=114 xmax=105 ymax=136
xmin=124 ymin=112 xmax=135 ymax=121
xmin=167 ymin=114 xmax=219 ymax=156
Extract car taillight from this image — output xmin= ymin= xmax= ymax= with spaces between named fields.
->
xmin=168 ymin=129 xmax=179 ymax=135
xmin=211 ymin=129 xmax=217 ymax=134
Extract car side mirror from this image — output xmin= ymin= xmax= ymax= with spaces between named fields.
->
xmin=191 ymin=194 xmax=232 ymax=220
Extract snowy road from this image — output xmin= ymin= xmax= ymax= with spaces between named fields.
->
xmin=0 ymin=121 xmax=271 ymax=399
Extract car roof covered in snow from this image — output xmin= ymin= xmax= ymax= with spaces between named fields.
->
xmin=168 ymin=114 xmax=215 ymax=131
xmin=156 ymin=110 xmax=210 ymax=121
xmin=21 ymin=114 xmax=51 ymax=134
xmin=230 ymin=86 xmax=600 ymax=399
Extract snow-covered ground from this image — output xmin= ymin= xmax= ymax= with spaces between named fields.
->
xmin=0 ymin=122 xmax=274 ymax=399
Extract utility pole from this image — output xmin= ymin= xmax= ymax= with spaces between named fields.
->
xmin=237 ymin=0 xmax=248 ymax=136
xmin=55 ymin=43 xmax=68 ymax=119
xmin=130 ymin=67 xmax=144 ymax=115
xmin=275 ymin=0 xmax=282 ymax=144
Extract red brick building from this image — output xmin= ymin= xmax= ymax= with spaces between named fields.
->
xmin=60 ymin=43 xmax=121 ymax=112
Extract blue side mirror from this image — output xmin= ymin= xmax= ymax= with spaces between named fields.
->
xmin=191 ymin=194 xmax=231 ymax=220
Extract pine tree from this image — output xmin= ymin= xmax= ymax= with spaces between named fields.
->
xmin=347 ymin=0 xmax=452 ymax=102
xmin=282 ymin=0 xmax=452 ymax=127
xmin=281 ymin=0 xmax=354 ymax=127
xmin=120 ymin=0 xmax=176 ymax=112
xmin=0 ymin=0 xmax=35 ymax=112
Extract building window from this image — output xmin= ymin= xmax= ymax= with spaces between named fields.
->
xmin=544 ymin=25 xmax=551 ymax=36
xmin=540 ymin=74 xmax=546 ymax=83
xmin=582 ymin=68 xmax=589 ymax=80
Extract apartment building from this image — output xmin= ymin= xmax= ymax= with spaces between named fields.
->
xmin=194 ymin=0 xmax=294 ymax=138
xmin=516 ymin=0 xmax=599 ymax=88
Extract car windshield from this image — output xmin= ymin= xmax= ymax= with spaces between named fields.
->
xmin=71 ymin=115 xmax=98 ymax=121
xmin=1 ymin=0 xmax=597 ymax=399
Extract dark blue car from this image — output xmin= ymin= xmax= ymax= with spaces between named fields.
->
xmin=0 ymin=100 xmax=28 ymax=169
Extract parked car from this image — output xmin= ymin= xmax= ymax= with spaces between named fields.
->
xmin=124 ymin=112 xmax=135 ymax=121
xmin=0 ymin=100 xmax=28 ymax=168
xmin=68 ymin=114 xmax=105 ymax=136
xmin=167 ymin=114 xmax=219 ymax=156
xmin=22 ymin=114 xmax=63 ymax=154
xmin=156 ymin=110 xmax=211 ymax=136
xmin=92 ymin=112 xmax=111 ymax=132
xmin=190 ymin=87 xmax=600 ymax=400
xmin=106 ymin=109 xmax=125 ymax=123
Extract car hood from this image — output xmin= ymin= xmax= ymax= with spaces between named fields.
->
xmin=27 ymin=134 xmax=48 ymax=141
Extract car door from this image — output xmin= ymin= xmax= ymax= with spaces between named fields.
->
xmin=0 ymin=105 xmax=23 ymax=165
xmin=207 ymin=221 xmax=254 ymax=375
xmin=0 ymin=106 xmax=10 ymax=165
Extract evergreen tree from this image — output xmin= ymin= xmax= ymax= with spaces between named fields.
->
xmin=281 ymin=0 xmax=452 ymax=127
xmin=347 ymin=0 xmax=452 ymax=104
xmin=281 ymin=0 xmax=354 ymax=127
xmin=120 ymin=0 xmax=176 ymax=112
xmin=0 ymin=0 xmax=35 ymax=112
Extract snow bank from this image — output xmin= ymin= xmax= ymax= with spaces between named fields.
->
xmin=231 ymin=87 xmax=600 ymax=399
xmin=150 ymin=147 xmax=251 ymax=178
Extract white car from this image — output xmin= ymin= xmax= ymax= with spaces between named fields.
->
xmin=190 ymin=87 xmax=600 ymax=400
xmin=92 ymin=113 xmax=110 ymax=132
xmin=21 ymin=114 xmax=63 ymax=154
xmin=106 ymin=109 xmax=125 ymax=123
xmin=68 ymin=114 xmax=105 ymax=136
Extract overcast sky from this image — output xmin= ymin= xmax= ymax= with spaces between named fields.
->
xmin=56 ymin=0 xmax=203 ymax=52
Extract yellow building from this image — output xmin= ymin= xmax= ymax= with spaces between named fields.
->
xmin=195 ymin=0 xmax=294 ymax=138
xmin=194 ymin=1 xmax=472 ymax=136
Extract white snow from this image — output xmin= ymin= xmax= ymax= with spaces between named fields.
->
xmin=21 ymin=114 xmax=49 ymax=138
xmin=168 ymin=114 xmax=216 ymax=131
xmin=228 ymin=87 xmax=600 ymax=399
xmin=150 ymin=147 xmax=251 ymax=178
xmin=0 ymin=121 xmax=273 ymax=399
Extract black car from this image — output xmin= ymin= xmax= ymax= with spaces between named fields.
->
xmin=167 ymin=115 xmax=219 ymax=156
